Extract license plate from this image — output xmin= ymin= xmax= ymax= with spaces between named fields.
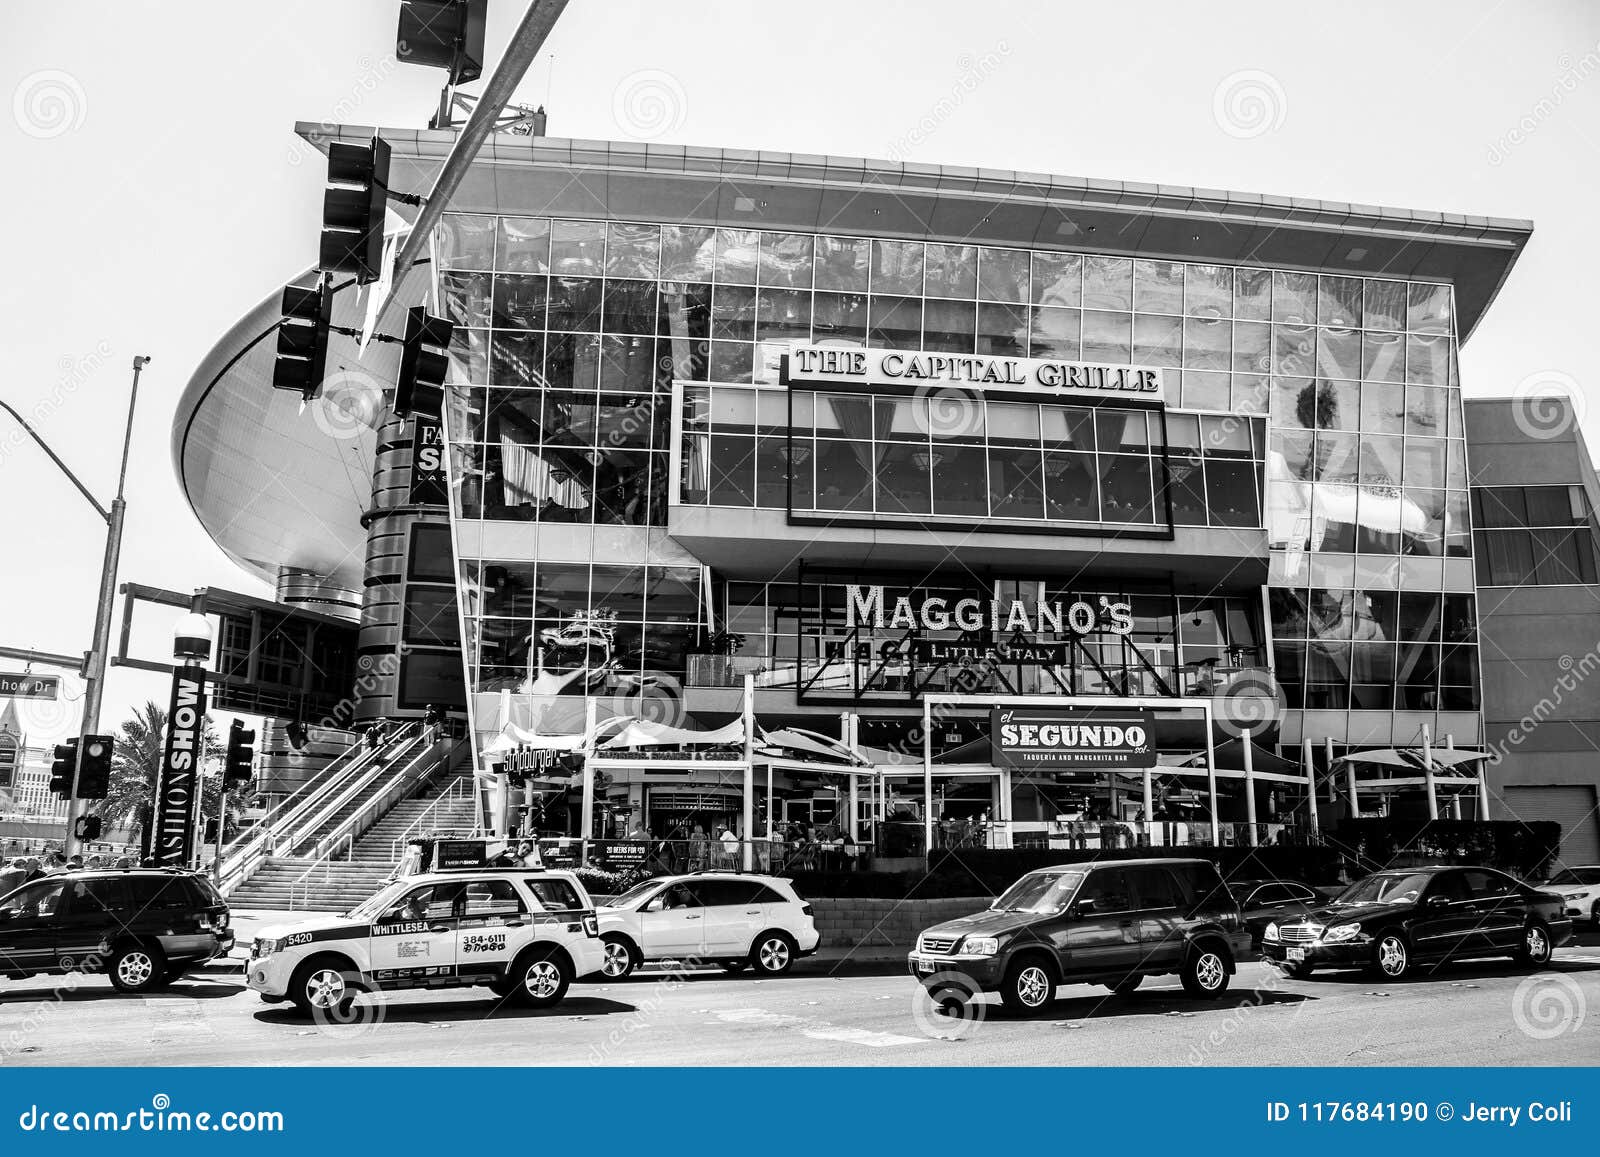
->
xmin=1286 ymin=947 xmax=1306 ymax=963
xmin=917 ymin=960 xmax=935 ymax=974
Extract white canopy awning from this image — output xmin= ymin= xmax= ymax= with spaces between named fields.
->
xmin=599 ymin=717 xmax=746 ymax=750
xmin=482 ymin=723 xmax=589 ymax=755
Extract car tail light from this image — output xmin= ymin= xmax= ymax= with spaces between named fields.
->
xmin=801 ymin=903 xmax=814 ymax=918
xmin=582 ymin=912 xmax=599 ymax=937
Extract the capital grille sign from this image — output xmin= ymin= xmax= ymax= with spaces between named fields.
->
xmin=990 ymin=708 xmax=1157 ymax=769
xmin=782 ymin=344 xmax=1166 ymax=403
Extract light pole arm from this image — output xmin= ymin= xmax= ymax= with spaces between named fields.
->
xmin=0 ymin=397 xmax=110 ymax=522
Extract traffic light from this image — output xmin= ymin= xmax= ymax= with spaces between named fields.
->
xmin=76 ymin=734 xmax=113 ymax=799
xmin=273 ymin=281 xmax=333 ymax=400
xmin=398 ymin=0 xmax=487 ymax=85
xmin=74 ymin=814 xmax=102 ymax=842
xmin=224 ymin=719 xmax=256 ymax=789
xmin=49 ymin=738 xmax=78 ymax=797
xmin=394 ymin=306 xmax=454 ymax=418
xmin=320 ymin=135 xmax=391 ymax=284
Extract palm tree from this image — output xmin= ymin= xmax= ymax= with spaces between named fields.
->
xmin=90 ymin=700 xmax=246 ymax=851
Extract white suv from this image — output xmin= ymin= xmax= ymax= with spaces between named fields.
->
xmin=594 ymin=873 xmax=819 ymax=979
xmin=246 ymin=868 xmax=605 ymax=1017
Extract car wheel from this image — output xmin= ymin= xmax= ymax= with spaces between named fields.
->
xmin=1517 ymin=921 xmax=1553 ymax=968
xmin=999 ymin=956 xmax=1057 ymax=1015
xmin=288 ymin=960 xmax=366 ymax=1018
xmin=1181 ymin=945 xmax=1230 ymax=998
xmin=1591 ymin=900 xmax=1600 ymax=929
xmin=750 ymin=932 xmax=796 ymax=976
xmin=599 ymin=934 xmax=637 ymax=980
xmin=1107 ymin=974 xmax=1142 ymax=995
xmin=1372 ymin=931 xmax=1412 ymax=981
xmin=510 ymin=949 xmax=572 ymax=1009
xmin=109 ymin=944 xmax=166 ymax=994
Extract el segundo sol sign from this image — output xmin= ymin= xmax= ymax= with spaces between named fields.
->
xmin=990 ymin=708 xmax=1157 ymax=769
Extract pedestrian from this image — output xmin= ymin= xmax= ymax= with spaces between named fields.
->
xmin=718 ymin=821 xmax=738 ymax=867
xmin=0 ymin=857 xmax=27 ymax=898
xmin=41 ymin=851 xmax=67 ymax=875
xmin=516 ymin=839 xmax=543 ymax=868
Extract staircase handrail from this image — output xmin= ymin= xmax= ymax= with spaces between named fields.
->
xmin=277 ymin=724 xmax=426 ymax=858
xmin=305 ymin=730 xmax=447 ymax=864
xmin=287 ymin=830 xmax=354 ymax=910
xmin=222 ymin=731 xmax=370 ymax=855
xmin=387 ymin=770 xmax=476 ymax=861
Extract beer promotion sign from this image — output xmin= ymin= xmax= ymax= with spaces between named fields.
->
xmin=990 ymin=708 xmax=1157 ymax=769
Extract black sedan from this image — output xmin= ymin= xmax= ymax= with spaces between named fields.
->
xmin=1228 ymin=878 xmax=1324 ymax=948
xmin=1261 ymin=865 xmax=1573 ymax=981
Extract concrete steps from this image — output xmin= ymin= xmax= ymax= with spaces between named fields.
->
xmin=228 ymin=858 xmax=399 ymax=912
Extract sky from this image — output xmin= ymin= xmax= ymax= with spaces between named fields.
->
xmin=1 ymin=0 xmax=1597 ymax=748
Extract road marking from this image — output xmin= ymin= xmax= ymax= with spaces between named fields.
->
xmin=713 ymin=1007 xmax=926 ymax=1047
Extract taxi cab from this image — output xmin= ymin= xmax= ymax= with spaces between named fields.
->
xmin=246 ymin=868 xmax=604 ymax=1017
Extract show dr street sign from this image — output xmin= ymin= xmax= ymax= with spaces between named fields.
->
xmin=0 ymin=672 xmax=60 ymax=699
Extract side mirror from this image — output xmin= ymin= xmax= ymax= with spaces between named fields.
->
xmin=1426 ymin=894 xmax=1450 ymax=909
xmin=644 ymin=897 xmax=665 ymax=913
xmin=1074 ymin=897 xmax=1098 ymax=916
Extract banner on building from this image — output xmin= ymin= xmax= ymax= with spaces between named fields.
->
xmin=152 ymin=668 xmax=208 ymax=867
xmin=410 ymin=416 xmax=448 ymax=505
xmin=990 ymin=708 xmax=1157 ymax=769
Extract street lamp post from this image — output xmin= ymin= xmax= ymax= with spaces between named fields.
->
xmin=0 ymin=355 xmax=149 ymax=858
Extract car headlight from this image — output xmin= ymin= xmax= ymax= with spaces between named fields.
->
xmin=1321 ymin=923 xmax=1362 ymax=943
xmin=1562 ymin=891 xmax=1587 ymax=902
xmin=961 ymin=936 xmax=1000 ymax=956
xmin=255 ymin=937 xmax=283 ymax=956
xmin=1264 ymin=922 xmax=1279 ymax=942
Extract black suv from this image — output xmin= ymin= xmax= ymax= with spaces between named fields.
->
xmin=0 ymin=869 xmax=234 ymax=993
xmin=1262 ymin=865 xmax=1574 ymax=981
xmin=909 ymin=858 xmax=1250 ymax=1014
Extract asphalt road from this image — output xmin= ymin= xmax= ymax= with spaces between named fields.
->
xmin=2 ymin=939 xmax=1597 ymax=1067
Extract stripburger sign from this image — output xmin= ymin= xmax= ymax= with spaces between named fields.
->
xmin=990 ymin=708 xmax=1157 ymax=769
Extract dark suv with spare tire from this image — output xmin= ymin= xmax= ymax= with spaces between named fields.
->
xmin=0 ymin=868 xmax=233 ymax=992
xmin=909 ymin=858 xmax=1249 ymax=1015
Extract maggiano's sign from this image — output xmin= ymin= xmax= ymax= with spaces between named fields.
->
xmin=845 ymin=585 xmax=1133 ymax=637
xmin=991 ymin=708 xmax=1158 ymax=769
xmin=782 ymin=344 xmax=1165 ymax=402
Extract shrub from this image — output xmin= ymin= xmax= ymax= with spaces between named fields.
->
xmin=1331 ymin=819 xmax=1562 ymax=880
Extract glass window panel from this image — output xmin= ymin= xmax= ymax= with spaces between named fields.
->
xmin=441 ymin=271 xmax=493 ymax=328
xmin=707 ymin=434 xmax=756 ymax=505
xmin=1272 ymin=272 xmax=1317 ymax=325
xmin=1364 ymin=280 xmax=1406 ymax=331
xmin=548 ymin=277 xmax=603 ymax=331
xmin=496 ymin=216 xmax=550 ymax=273
xmin=1318 ymin=276 xmax=1363 ymax=328
xmin=1270 ymin=376 xmax=1310 ymax=429
xmin=1181 ymin=371 xmax=1230 ymax=411
xmin=988 ymin=446 xmax=1045 ymax=518
xmin=715 ymin=229 xmax=760 ymax=284
xmin=1273 ymin=324 xmax=1316 ymax=376
xmin=438 ymin=213 xmax=495 ymax=270
xmin=923 ymin=243 xmax=977 ymax=299
xmin=752 ymin=436 xmax=788 ymax=508
xmin=808 ymin=289 xmax=869 ymax=345
xmin=1445 ymin=490 xmax=1472 ymax=557
xmin=1042 ymin=406 xmax=1096 ymax=450
xmin=660 ymin=225 xmax=715 ymax=281
xmin=1362 ymin=331 xmax=1406 ymax=382
xmin=1318 ymin=328 xmax=1361 ymax=380
xmin=815 ymin=236 xmax=870 ymax=292
xmin=544 ymin=333 xmax=602 ymax=390
xmin=602 ymin=279 xmax=658 ymax=335
xmin=1169 ymin=457 xmax=1207 ymax=525
xmin=976 ymin=302 xmax=1027 ymax=356
xmin=1361 ymin=381 xmax=1406 ymax=434
xmin=1032 ymin=252 xmax=1082 ymax=307
xmin=1200 ymin=414 xmax=1252 ymax=455
xmin=1234 ymin=267 xmax=1272 ymax=321
xmin=1407 ymin=283 xmax=1452 ymax=333
xmin=1133 ymin=314 xmax=1182 ymax=367
xmin=868 ymin=296 xmax=923 ymax=348
xmin=930 ymin=445 xmax=988 ymax=516
xmin=448 ymin=327 xmax=489 ymax=384
xmin=1232 ymin=373 xmax=1270 ymax=415
xmin=1029 ymin=306 xmax=1081 ymax=359
xmin=1044 ymin=451 xmax=1099 ymax=519
xmin=711 ymin=285 xmax=757 ymax=341
xmin=978 ymin=247 xmax=1030 ymax=302
xmin=1205 ymin=460 xmax=1259 ymax=526
xmin=492 ymin=273 xmax=548 ymax=330
xmin=1358 ymin=434 xmax=1403 ymax=485
xmin=923 ymin=298 xmax=976 ymax=353
xmin=755 ymin=288 xmax=810 ymax=341
xmin=550 ymin=220 xmax=605 ymax=276
xmin=871 ymin=240 xmax=923 ymax=295
xmin=490 ymin=331 xmax=544 ymax=388
xmin=1095 ymin=409 xmax=1150 ymax=451
xmin=1082 ymin=310 xmax=1131 ymax=363
xmin=1233 ymin=320 xmax=1271 ymax=374
xmin=986 ymin=401 xmax=1040 ymax=445
xmin=759 ymin=232 xmax=813 ymax=288
xmin=1396 ymin=592 xmax=1442 ymax=641
xmin=707 ymin=340 xmax=754 ymax=383
xmin=1134 ymin=260 xmax=1184 ymax=315
xmin=1524 ymin=485 xmax=1571 ymax=525
xmin=709 ymin=387 xmax=759 ymax=434
xmin=875 ymin=442 xmax=932 ymax=514
xmin=1083 ymin=256 xmax=1133 ymax=311
xmin=1184 ymin=316 xmax=1230 ymax=371
xmin=1314 ymin=431 xmax=1360 ymax=482
xmin=1406 ymin=333 xmax=1452 ymax=385
xmin=1445 ymin=440 xmax=1468 ymax=491
xmin=1396 ymin=640 xmax=1439 ymax=709
xmin=604 ymin=223 xmax=660 ymax=278
xmin=783 ymin=437 xmax=814 ymax=509
xmin=1099 ymin=455 xmax=1154 ymax=521
xmin=1185 ymin=264 xmax=1233 ymax=318
xmin=1405 ymin=385 xmax=1447 ymax=436
xmin=1403 ymin=438 xmax=1446 ymax=489
xmin=874 ymin=395 xmax=929 ymax=441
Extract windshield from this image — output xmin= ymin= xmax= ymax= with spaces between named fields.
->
xmin=990 ymin=870 xmax=1086 ymax=915
xmin=1549 ymin=868 xmax=1600 ymax=886
xmin=1333 ymin=871 xmax=1434 ymax=906
xmin=607 ymin=879 xmax=664 ymax=908
xmin=345 ymin=880 xmax=411 ymax=921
